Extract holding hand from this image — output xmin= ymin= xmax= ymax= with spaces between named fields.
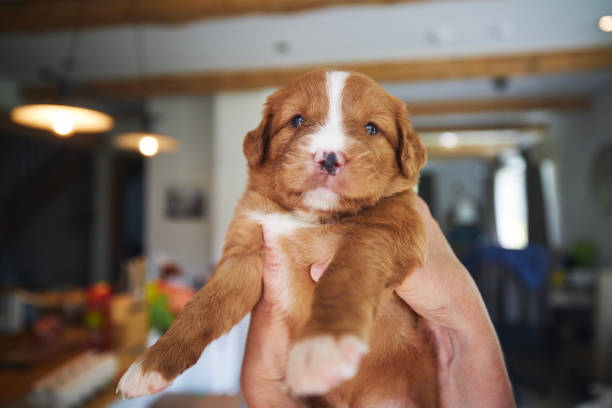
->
xmin=241 ymin=197 xmax=515 ymax=407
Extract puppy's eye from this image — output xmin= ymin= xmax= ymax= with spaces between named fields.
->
xmin=291 ymin=115 xmax=305 ymax=128
xmin=365 ymin=122 xmax=378 ymax=136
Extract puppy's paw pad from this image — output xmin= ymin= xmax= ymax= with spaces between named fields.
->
xmin=287 ymin=334 xmax=368 ymax=396
xmin=116 ymin=361 xmax=171 ymax=399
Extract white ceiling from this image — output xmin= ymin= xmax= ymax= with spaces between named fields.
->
xmin=420 ymin=128 xmax=542 ymax=147
xmin=0 ymin=0 xmax=611 ymax=99
xmin=387 ymin=70 xmax=612 ymax=102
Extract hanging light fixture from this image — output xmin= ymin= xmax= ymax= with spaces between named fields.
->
xmin=113 ymin=132 xmax=179 ymax=157
xmin=11 ymin=6 xmax=176 ymax=156
xmin=10 ymin=20 xmax=116 ymax=138
xmin=10 ymin=104 xmax=114 ymax=138
xmin=112 ymin=22 xmax=178 ymax=158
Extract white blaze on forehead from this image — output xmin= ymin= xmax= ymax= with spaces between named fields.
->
xmin=308 ymin=71 xmax=349 ymax=154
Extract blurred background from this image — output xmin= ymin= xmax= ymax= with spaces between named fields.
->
xmin=0 ymin=1 xmax=611 ymax=407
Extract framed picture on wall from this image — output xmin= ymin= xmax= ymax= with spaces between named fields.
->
xmin=165 ymin=185 xmax=206 ymax=219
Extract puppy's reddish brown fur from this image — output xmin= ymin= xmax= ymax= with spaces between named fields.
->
xmin=120 ymin=70 xmax=437 ymax=407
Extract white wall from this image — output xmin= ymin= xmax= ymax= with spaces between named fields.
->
xmin=146 ymin=96 xmax=213 ymax=280
xmin=556 ymin=87 xmax=612 ymax=266
xmin=210 ymin=88 xmax=274 ymax=260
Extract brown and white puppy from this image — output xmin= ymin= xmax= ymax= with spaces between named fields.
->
xmin=118 ymin=70 xmax=437 ymax=407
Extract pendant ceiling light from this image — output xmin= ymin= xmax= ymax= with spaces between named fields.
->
xmin=10 ymin=24 xmax=115 ymax=138
xmin=112 ymin=23 xmax=179 ymax=158
xmin=11 ymin=8 xmax=177 ymax=157
xmin=10 ymin=104 xmax=114 ymax=137
xmin=113 ymin=132 xmax=179 ymax=157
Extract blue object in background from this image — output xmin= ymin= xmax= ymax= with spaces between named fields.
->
xmin=464 ymin=244 xmax=549 ymax=290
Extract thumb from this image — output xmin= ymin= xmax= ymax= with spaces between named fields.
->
xmin=309 ymin=260 xmax=331 ymax=282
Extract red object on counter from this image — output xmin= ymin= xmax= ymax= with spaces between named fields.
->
xmin=155 ymin=281 xmax=195 ymax=314
xmin=84 ymin=282 xmax=112 ymax=350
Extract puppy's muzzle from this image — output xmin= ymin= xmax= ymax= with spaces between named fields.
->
xmin=314 ymin=151 xmax=346 ymax=176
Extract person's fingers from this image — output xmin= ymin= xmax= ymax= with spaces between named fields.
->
xmin=413 ymin=194 xmax=432 ymax=218
xmin=412 ymin=195 xmax=454 ymax=258
xmin=309 ymin=259 xmax=332 ymax=282
xmin=261 ymin=231 xmax=290 ymax=306
xmin=395 ymin=195 xmax=467 ymax=325
xmin=309 ymin=263 xmax=325 ymax=282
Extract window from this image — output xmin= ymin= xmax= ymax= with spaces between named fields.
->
xmin=494 ymin=151 xmax=528 ymax=249
xmin=540 ymin=159 xmax=561 ymax=247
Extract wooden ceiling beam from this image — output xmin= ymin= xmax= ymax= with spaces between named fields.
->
xmin=20 ymin=48 xmax=612 ymax=99
xmin=0 ymin=0 xmax=426 ymax=32
xmin=414 ymin=124 xmax=546 ymax=133
xmin=425 ymin=145 xmax=512 ymax=159
xmin=406 ymin=96 xmax=590 ymax=115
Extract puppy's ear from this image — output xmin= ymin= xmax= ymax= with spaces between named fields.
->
xmin=243 ymin=111 xmax=272 ymax=168
xmin=394 ymin=99 xmax=426 ymax=181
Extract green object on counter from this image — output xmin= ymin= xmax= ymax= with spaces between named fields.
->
xmin=571 ymin=240 xmax=597 ymax=267
xmin=146 ymin=281 xmax=175 ymax=333
xmin=150 ymin=295 xmax=174 ymax=333
xmin=84 ymin=310 xmax=103 ymax=329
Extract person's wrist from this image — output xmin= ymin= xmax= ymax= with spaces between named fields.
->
xmin=253 ymin=295 xmax=288 ymax=324
xmin=441 ymin=307 xmax=506 ymax=381
xmin=242 ymin=298 xmax=291 ymax=383
xmin=433 ymin=319 xmax=515 ymax=408
xmin=241 ymin=369 xmax=301 ymax=408
xmin=241 ymin=376 xmax=286 ymax=407
xmin=453 ymin=318 xmax=500 ymax=354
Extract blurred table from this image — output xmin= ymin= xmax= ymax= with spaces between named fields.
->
xmin=0 ymin=328 xmax=132 ymax=408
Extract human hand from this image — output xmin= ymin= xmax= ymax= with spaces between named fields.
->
xmin=240 ymin=234 xmax=302 ymax=408
xmin=241 ymin=232 xmax=330 ymax=407
xmin=395 ymin=195 xmax=515 ymax=407
xmin=242 ymin=196 xmax=514 ymax=407
xmin=395 ymin=195 xmax=493 ymax=335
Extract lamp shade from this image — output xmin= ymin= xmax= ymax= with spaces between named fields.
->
xmin=113 ymin=132 xmax=179 ymax=157
xmin=10 ymin=104 xmax=115 ymax=137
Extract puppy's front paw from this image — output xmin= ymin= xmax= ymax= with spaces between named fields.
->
xmin=116 ymin=360 xmax=172 ymax=398
xmin=286 ymin=334 xmax=368 ymax=396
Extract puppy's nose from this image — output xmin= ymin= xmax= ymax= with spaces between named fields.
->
xmin=314 ymin=151 xmax=346 ymax=175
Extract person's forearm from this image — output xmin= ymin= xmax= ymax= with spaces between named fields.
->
xmin=241 ymin=302 xmax=302 ymax=408
xmin=244 ymin=381 xmax=302 ymax=408
xmin=431 ymin=318 xmax=515 ymax=408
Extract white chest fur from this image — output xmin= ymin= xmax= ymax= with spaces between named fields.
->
xmin=248 ymin=211 xmax=318 ymax=238
xmin=247 ymin=210 xmax=319 ymax=311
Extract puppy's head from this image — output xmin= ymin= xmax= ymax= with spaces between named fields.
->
xmin=244 ymin=70 xmax=426 ymax=214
